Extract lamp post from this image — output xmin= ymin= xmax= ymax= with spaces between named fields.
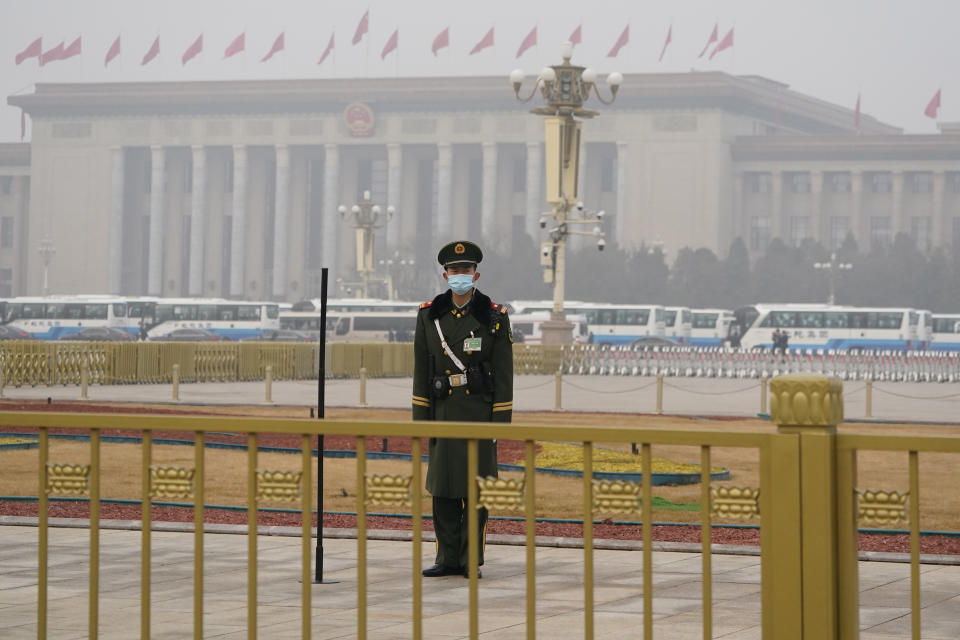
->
xmin=37 ymin=236 xmax=56 ymax=296
xmin=813 ymin=252 xmax=853 ymax=305
xmin=511 ymin=42 xmax=621 ymax=343
xmin=378 ymin=251 xmax=417 ymax=300
xmin=338 ymin=190 xmax=395 ymax=298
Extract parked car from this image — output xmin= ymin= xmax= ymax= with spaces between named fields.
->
xmin=150 ymin=328 xmax=227 ymax=342
xmin=59 ymin=327 xmax=134 ymax=341
xmin=629 ymin=336 xmax=679 ymax=349
xmin=241 ymin=329 xmax=315 ymax=342
xmin=0 ymin=325 xmax=34 ymax=340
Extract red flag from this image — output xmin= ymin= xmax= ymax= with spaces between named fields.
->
xmin=516 ymin=26 xmax=537 ymax=59
xmin=21 ymin=110 xmax=26 ymax=141
xmin=62 ymin=36 xmax=81 ymax=60
xmin=431 ymin=27 xmax=449 ymax=56
xmin=105 ymin=35 xmax=121 ymax=66
xmin=470 ymin=27 xmax=494 ymax=55
xmin=569 ymin=25 xmax=582 ymax=47
xmin=607 ymin=25 xmax=629 ymax=58
xmin=40 ymin=42 xmax=64 ymax=66
xmin=352 ymin=10 xmax=369 ymax=45
xmin=381 ymin=29 xmax=398 ymax=59
xmin=854 ymin=93 xmax=861 ymax=130
xmin=224 ymin=33 xmax=245 ymax=59
xmin=142 ymin=36 xmax=160 ymax=65
xmin=924 ymin=89 xmax=941 ymax=119
xmin=709 ymin=27 xmax=734 ymax=60
xmin=318 ymin=32 xmax=335 ymax=65
xmin=698 ymin=23 xmax=718 ymax=58
xmin=658 ymin=25 xmax=672 ymax=62
xmin=182 ymin=34 xmax=203 ymax=65
xmin=261 ymin=32 xmax=284 ymax=62
xmin=15 ymin=37 xmax=42 ymax=65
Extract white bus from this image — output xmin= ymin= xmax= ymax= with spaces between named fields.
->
xmin=663 ymin=306 xmax=693 ymax=344
xmin=292 ymin=298 xmax=420 ymax=313
xmin=281 ymin=309 xmax=417 ymax=342
xmin=509 ymin=301 xmax=664 ymax=345
xmin=509 ymin=312 xmax=589 ymax=344
xmin=0 ymin=295 xmax=128 ymax=339
xmin=146 ymin=298 xmax=280 ymax=340
xmin=729 ymin=304 xmax=921 ymax=351
xmin=690 ymin=309 xmax=733 ymax=348
xmin=932 ymin=314 xmax=960 ymax=351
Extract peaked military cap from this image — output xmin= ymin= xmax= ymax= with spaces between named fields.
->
xmin=437 ymin=240 xmax=483 ymax=267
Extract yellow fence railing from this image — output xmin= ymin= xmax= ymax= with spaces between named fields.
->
xmin=4 ymin=375 xmax=959 ymax=639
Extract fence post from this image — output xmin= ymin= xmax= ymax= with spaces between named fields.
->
xmin=655 ymin=374 xmax=664 ymax=415
xmin=358 ymin=367 xmax=367 ymax=408
xmin=172 ymin=364 xmax=180 ymax=402
xmin=865 ymin=378 xmax=873 ymax=419
xmin=264 ymin=365 xmax=273 ymax=404
xmin=554 ymin=369 xmax=562 ymax=411
xmin=81 ymin=361 xmax=89 ymax=401
xmin=760 ymin=375 xmax=768 ymax=414
xmin=765 ymin=374 xmax=855 ymax=640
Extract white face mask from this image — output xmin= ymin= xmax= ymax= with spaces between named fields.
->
xmin=447 ymin=274 xmax=475 ymax=295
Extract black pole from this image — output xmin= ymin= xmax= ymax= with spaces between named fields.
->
xmin=314 ymin=268 xmax=334 ymax=584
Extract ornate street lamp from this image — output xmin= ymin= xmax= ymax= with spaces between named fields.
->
xmin=37 ymin=236 xmax=56 ymax=296
xmin=813 ymin=252 xmax=853 ymax=305
xmin=511 ymin=41 xmax=621 ymax=343
xmin=339 ymin=190 xmax=395 ymax=298
xmin=378 ymin=251 xmax=417 ymax=300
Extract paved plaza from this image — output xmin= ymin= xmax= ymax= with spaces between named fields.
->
xmin=2 ymin=375 xmax=959 ymax=423
xmin=1 ymin=523 xmax=959 ymax=639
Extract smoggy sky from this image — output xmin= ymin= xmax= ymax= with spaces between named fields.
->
xmin=2 ymin=0 xmax=956 ymax=142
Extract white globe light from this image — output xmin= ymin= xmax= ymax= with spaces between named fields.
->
xmin=582 ymin=68 xmax=597 ymax=84
xmin=607 ymin=71 xmax=623 ymax=87
xmin=561 ymin=41 xmax=574 ymax=60
xmin=509 ymin=68 xmax=525 ymax=85
xmin=351 ymin=204 xmax=360 ymax=214
xmin=371 ymin=205 xmax=381 ymax=215
xmin=387 ymin=205 xmax=396 ymax=216
xmin=540 ymin=66 xmax=556 ymax=83
xmin=337 ymin=205 xmax=347 ymax=214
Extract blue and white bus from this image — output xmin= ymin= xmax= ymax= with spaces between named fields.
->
xmin=730 ymin=304 xmax=920 ymax=351
xmin=932 ymin=314 xmax=960 ymax=351
xmin=663 ymin=306 xmax=693 ymax=345
xmin=509 ymin=300 xmax=663 ymax=345
xmin=690 ymin=309 xmax=733 ymax=348
xmin=145 ymin=298 xmax=280 ymax=340
xmin=0 ymin=295 xmax=128 ymax=339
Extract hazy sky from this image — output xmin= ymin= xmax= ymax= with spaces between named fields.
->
xmin=2 ymin=0 xmax=956 ymax=142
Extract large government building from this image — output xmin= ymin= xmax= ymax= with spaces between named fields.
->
xmin=3 ymin=72 xmax=960 ymax=300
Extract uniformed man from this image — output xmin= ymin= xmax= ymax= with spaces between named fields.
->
xmin=412 ymin=240 xmax=513 ymax=578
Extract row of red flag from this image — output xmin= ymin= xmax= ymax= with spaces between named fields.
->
xmin=13 ymin=21 xmax=737 ymax=68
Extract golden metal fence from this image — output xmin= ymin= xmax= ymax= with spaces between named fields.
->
xmin=5 ymin=374 xmax=960 ymax=639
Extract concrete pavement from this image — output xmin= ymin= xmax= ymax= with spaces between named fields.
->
xmin=1 ymin=522 xmax=959 ymax=639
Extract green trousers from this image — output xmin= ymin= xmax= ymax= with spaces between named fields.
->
xmin=433 ymin=496 xmax=489 ymax=569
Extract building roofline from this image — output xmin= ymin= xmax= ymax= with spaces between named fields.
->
xmin=732 ymin=134 xmax=960 ymax=162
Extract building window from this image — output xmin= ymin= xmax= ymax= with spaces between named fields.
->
xmin=0 ymin=217 xmax=12 ymax=248
xmin=911 ymin=217 xmax=932 ymax=252
xmin=750 ymin=173 xmax=771 ymax=194
xmin=749 ymin=216 xmax=771 ymax=251
xmin=600 ymin=156 xmax=615 ymax=192
xmin=789 ymin=216 xmax=810 ymax=246
xmin=830 ymin=173 xmax=851 ymax=193
xmin=911 ymin=172 xmax=933 ymax=194
xmin=870 ymin=217 xmax=891 ymax=249
xmin=790 ymin=173 xmax=811 ymax=193
xmin=870 ymin=172 xmax=891 ymax=194
xmin=830 ymin=216 xmax=849 ymax=250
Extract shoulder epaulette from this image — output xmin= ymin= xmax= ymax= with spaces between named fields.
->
xmin=491 ymin=302 xmax=508 ymax=314
xmin=419 ymin=300 xmax=433 ymax=309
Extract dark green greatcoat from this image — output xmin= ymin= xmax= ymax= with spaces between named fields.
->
xmin=412 ymin=289 xmax=513 ymax=498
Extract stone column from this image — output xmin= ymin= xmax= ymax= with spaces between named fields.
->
xmin=147 ymin=145 xmax=166 ymax=295
xmin=229 ymin=145 xmax=247 ymax=297
xmin=850 ymin=170 xmax=863 ymax=246
xmin=525 ymin=142 xmax=542 ymax=242
xmin=481 ymin=142 xmax=497 ymax=243
xmin=732 ymin=169 xmax=744 ymax=241
xmin=615 ymin=141 xmax=628 ymax=247
xmin=322 ymin=144 xmax=340 ymax=284
xmin=435 ymin=143 xmax=453 ymax=243
xmin=107 ymin=147 xmax=125 ymax=294
xmin=933 ymin=170 xmax=945 ymax=247
xmin=272 ymin=144 xmax=290 ymax=297
xmin=892 ymin=171 xmax=904 ymax=235
xmin=188 ymin=145 xmax=207 ymax=296
xmin=810 ymin=170 xmax=823 ymax=244
xmin=386 ymin=143 xmax=403 ymax=252
xmin=771 ymin=170 xmax=784 ymax=241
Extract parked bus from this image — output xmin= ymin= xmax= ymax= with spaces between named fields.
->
xmin=729 ymin=304 xmax=921 ymax=351
xmin=0 ymin=295 xmax=128 ymax=339
xmin=145 ymin=298 xmax=280 ymax=340
xmin=509 ymin=301 xmax=665 ymax=345
xmin=690 ymin=309 xmax=734 ymax=348
xmin=281 ymin=309 xmax=417 ymax=342
xmin=509 ymin=312 xmax=589 ymax=344
xmin=931 ymin=314 xmax=960 ymax=351
xmin=663 ymin=307 xmax=693 ymax=344
xmin=291 ymin=298 xmax=420 ymax=313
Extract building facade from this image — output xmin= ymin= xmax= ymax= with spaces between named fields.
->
xmin=5 ymin=72 xmax=959 ymax=300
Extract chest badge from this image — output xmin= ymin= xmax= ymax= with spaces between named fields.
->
xmin=463 ymin=337 xmax=482 ymax=352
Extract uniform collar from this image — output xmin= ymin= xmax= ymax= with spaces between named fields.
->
xmin=427 ymin=289 xmax=493 ymax=324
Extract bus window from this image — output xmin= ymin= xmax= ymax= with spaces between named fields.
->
xmin=173 ymin=305 xmax=198 ymax=321
xmin=335 ymin=318 xmax=350 ymax=336
xmin=217 ymin=306 xmax=236 ymax=321
xmin=514 ymin=322 xmax=534 ymax=335
xmin=85 ymin=304 xmax=108 ymax=319
xmin=237 ymin=305 xmax=260 ymax=321
xmin=21 ymin=303 xmax=44 ymax=319
xmin=112 ymin=303 xmax=125 ymax=318
xmin=63 ymin=304 xmax=84 ymax=319
xmin=908 ymin=311 xmax=918 ymax=326
xmin=681 ymin=310 xmax=692 ymax=324
xmin=266 ymin=305 xmax=279 ymax=319
xmin=617 ymin=309 xmax=650 ymax=326
xmin=825 ymin=312 xmax=848 ymax=328
xmin=692 ymin=313 xmax=718 ymax=329
xmin=880 ymin=312 xmax=903 ymax=329
xmin=799 ymin=312 xmax=823 ymax=328
xmin=663 ymin=310 xmax=677 ymax=327
xmin=198 ymin=305 xmax=218 ymax=321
